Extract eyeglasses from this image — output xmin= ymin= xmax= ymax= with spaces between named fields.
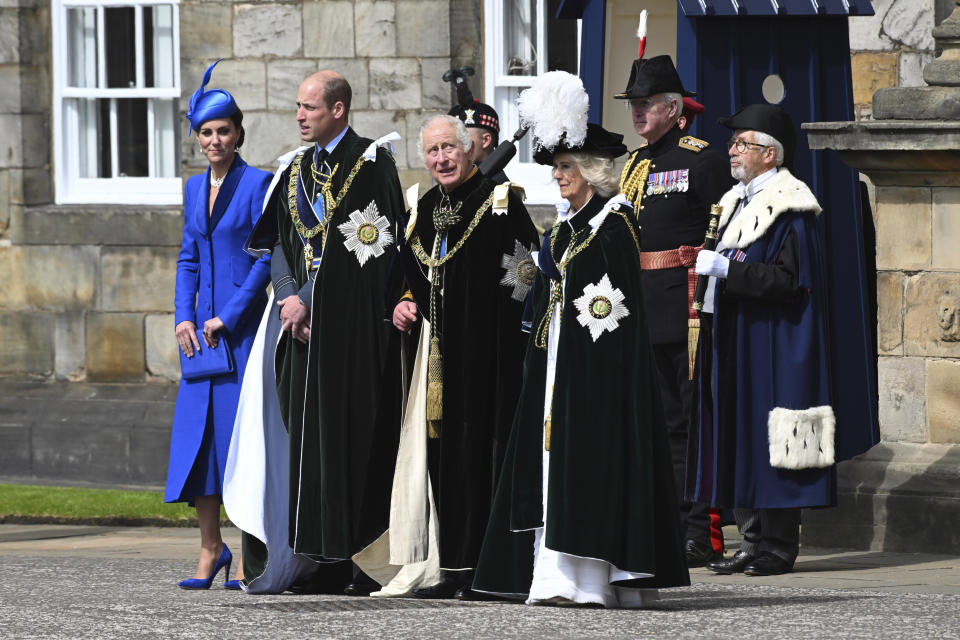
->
xmin=727 ymin=138 xmax=769 ymax=153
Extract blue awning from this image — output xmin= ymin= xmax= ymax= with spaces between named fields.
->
xmin=677 ymin=0 xmax=874 ymax=16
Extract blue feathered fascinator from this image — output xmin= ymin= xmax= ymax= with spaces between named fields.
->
xmin=185 ymin=59 xmax=237 ymax=135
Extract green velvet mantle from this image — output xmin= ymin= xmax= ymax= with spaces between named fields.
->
xmin=272 ymin=129 xmax=405 ymax=562
xmin=397 ymin=170 xmax=540 ymax=570
xmin=474 ymin=196 xmax=690 ymax=594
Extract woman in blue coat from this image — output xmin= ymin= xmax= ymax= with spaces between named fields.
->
xmin=165 ymin=60 xmax=272 ymax=590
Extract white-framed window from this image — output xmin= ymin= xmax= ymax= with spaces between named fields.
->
xmin=484 ymin=0 xmax=580 ymax=204
xmin=52 ymin=0 xmax=181 ymax=205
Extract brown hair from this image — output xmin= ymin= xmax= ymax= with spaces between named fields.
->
xmin=229 ymin=108 xmax=246 ymax=150
xmin=322 ymin=76 xmax=352 ymax=117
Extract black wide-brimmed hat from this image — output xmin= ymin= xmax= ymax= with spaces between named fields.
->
xmin=533 ymin=122 xmax=628 ymax=166
xmin=614 ymin=55 xmax=694 ymax=100
xmin=449 ymin=101 xmax=500 ymax=135
xmin=718 ymin=103 xmax=797 ymax=167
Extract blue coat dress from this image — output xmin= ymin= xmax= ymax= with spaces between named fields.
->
xmin=165 ymin=155 xmax=272 ymax=503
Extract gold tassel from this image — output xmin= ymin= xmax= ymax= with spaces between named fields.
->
xmin=687 ymin=318 xmax=700 ymax=381
xmin=426 ymin=335 xmax=443 ymax=433
xmin=543 ymin=413 xmax=551 ymax=451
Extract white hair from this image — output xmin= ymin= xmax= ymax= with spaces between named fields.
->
xmin=417 ymin=115 xmax=473 ymax=163
xmin=663 ymin=92 xmax=682 ymax=121
xmin=753 ymin=131 xmax=785 ymax=166
xmin=564 ymin=152 xmax=620 ymax=198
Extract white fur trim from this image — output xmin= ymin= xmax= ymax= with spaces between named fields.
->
xmin=717 ymin=169 xmax=822 ymax=250
xmin=768 ymin=405 xmax=835 ymax=470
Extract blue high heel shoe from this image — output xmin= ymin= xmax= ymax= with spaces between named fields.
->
xmin=178 ymin=544 xmax=232 ymax=589
xmin=224 ymin=579 xmax=242 ymax=590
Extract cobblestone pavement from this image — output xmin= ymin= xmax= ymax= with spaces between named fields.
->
xmin=0 ymin=525 xmax=958 ymax=639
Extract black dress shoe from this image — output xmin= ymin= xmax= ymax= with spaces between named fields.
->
xmin=706 ymin=550 xmax=756 ymax=575
xmin=412 ymin=580 xmax=461 ymax=599
xmin=744 ymin=552 xmax=793 ymax=576
xmin=685 ymin=539 xmax=723 ymax=568
xmin=343 ymin=579 xmax=378 ymax=596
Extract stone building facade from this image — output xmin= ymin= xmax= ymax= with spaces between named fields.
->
xmin=803 ymin=0 xmax=960 ymax=553
xmin=0 ymin=0 xmax=950 ymax=394
xmin=0 ymin=0 xmax=484 ymax=383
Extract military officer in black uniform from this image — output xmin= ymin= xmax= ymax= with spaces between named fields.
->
xmin=615 ymin=55 xmax=731 ymax=567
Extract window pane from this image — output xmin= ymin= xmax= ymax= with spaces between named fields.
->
xmin=97 ymin=99 xmax=112 ymax=177
xmin=116 ymin=98 xmax=149 ymax=177
xmin=69 ymin=97 xmax=177 ymax=179
xmin=66 ymin=7 xmax=97 ymax=88
xmin=145 ymin=5 xmax=176 ymax=88
xmin=152 ymin=99 xmax=180 ymax=178
xmin=105 ymin=7 xmax=137 ymax=88
xmin=496 ymin=87 xmax=535 ymax=163
xmin=504 ymin=0 xmax=538 ymax=76
xmin=546 ymin=0 xmax=578 ymax=74
xmin=69 ymin=98 xmax=104 ymax=178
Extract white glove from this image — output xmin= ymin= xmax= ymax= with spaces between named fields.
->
xmin=695 ymin=249 xmax=730 ymax=278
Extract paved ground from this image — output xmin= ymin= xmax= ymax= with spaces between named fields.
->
xmin=0 ymin=525 xmax=957 ymax=639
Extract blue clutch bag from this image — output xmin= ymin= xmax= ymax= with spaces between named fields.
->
xmin=179 ymin=329 xmax=234 ymax=381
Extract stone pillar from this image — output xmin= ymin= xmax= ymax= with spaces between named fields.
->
xmin=803 ymin=2 xmax=960 ymax=554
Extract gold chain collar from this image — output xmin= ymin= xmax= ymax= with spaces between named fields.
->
xmin=410 ymin=192 xmax=495 ymax=268
xmin=287 ymin=151 xmax=368 ymax=245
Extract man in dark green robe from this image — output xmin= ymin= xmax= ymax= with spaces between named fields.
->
xmin=239 ymin=71 xmax=405 ymax=594
xmin=354 ymin=114 xmax=539 ymax=599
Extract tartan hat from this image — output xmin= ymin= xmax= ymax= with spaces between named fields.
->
xmin=449 ymin=101 xmax=500 ymax=136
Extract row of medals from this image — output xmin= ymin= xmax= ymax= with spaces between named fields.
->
xmin=646 ymin=169 xmax=689 ymax=196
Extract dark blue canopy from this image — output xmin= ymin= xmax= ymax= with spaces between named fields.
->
xmin=677 ymin=0 xmax=874 ymax=16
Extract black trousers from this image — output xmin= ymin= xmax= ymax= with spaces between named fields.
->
xmin=652 ymin=340 xmax=712 ymax=547
xmin=734 ymin=508 xmax=801 ymax=564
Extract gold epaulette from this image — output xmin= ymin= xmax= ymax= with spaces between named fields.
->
xmin=678 ymin=136 xmax=709 ymax=152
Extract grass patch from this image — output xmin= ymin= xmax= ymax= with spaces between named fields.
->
xmin=0 ymin=484 xmax=229 ymax=527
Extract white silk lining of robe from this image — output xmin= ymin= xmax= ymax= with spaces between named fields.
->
xmin=353 ymin=314 xmax=442 ymax=597
xmin=223 ymin=289 xmax=318 ymax=593
xmin=526 ymin=232 xmax=658 ymax=609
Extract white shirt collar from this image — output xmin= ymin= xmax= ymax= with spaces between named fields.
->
xmin=736 ymin=167 xmax=779 ymax=202
xmin=315 ymin=125 xmax=349 ymax=162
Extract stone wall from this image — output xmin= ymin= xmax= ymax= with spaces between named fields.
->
xmin=849 ymin=0 xmax=937 ymax=119
xmin=875 ymin=186 xmax=960 ymax=446
xmin=846 ymin=0 xmax=960 ymax=447
xmin=1 ymin=0 xmax=472 ymax=383
xmin=178 ymin=0 xmax=458 ymax=190
xmin=0 ymin=205 xmax=183 ymax=381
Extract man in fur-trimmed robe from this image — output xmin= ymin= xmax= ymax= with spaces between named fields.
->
xmin=690 ymin=104 xmax=834 ymax=578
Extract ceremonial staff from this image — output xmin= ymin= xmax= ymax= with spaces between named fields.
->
xmin=692 ymin=203 xmax=722 ymax=312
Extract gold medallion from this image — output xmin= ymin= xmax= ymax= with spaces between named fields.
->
xmin=589 ymin=295 xmax=612 ymax=319
xmin=516 ymin=257 xmax=537 ymax=285
xmin=356 ymin=222 xmax=379 ymax=245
